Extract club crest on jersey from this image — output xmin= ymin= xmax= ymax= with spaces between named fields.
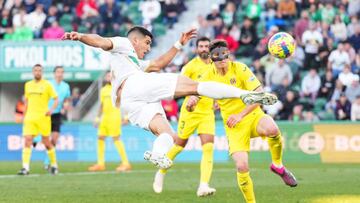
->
xmin=230 ymin=77 xmax=236 ymax=85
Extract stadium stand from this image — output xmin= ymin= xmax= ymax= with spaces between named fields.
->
xmin=1 ymin=0 xmax=360 ymax=121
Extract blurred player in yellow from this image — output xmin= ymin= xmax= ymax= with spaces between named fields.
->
xmin=193 ymin=40 xmax=298 ymax=202
xmin=88 ymin=71 xmax=131 ymax=172
xmin=152 ymin=37 xmax=217 ymax=196
xmin=18 ymin=64 xmax=59 ymax=175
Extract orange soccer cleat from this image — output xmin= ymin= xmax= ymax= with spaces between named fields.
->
xmin=88 ymin=164 xmax=105 ymax=172
xmin=116 ymin=163 xmax=132 ymax=172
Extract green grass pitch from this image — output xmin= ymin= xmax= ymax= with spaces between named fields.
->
xmin=0 ymin=162 xmax=359 ymax=203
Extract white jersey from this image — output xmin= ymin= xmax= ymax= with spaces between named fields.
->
xmin=108 ymin=37 xmax=150 ymax=105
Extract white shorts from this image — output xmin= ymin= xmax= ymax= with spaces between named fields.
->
xmin=120 ymin=72 xmax=178 ymax=130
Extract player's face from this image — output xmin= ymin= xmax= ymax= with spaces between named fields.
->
xmin=33 ymin=66 xmax=43 ymax=80
xmin=134 ymin=35 xmax=152 ymax=59
xmin=54 ymin=68 xmax=64 ymax=81
xmin=211 ymin=47 xmax=230 ymax=69
xmin=104 ymin=72 xmax=111 ymax=84
xmin=196 ymin=40 xmax=210 ymax=59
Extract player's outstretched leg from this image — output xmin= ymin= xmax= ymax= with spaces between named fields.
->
xmin=174 ymin=76 xmax=278 ymax=106
xmin=258 ymin=116 xmax=297 ymax=187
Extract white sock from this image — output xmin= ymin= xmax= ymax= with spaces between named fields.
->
xmin=152 ymin=133 xmax=174 ymax=155
xmin=197 ymin=82 xmax=251 ymax=99
xmin=23 ymin=164 xmax=29 ymax=171
xmin=199 ymin=182 xmax=209 ymax=188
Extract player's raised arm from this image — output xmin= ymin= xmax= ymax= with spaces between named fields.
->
xmin=146 ymin=28 xmax=197 ymax=72
xmin=62 ymin=32 xmax=113 ymax=51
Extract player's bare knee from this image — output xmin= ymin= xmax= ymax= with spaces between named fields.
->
xmin=175 ymin=138 xmax=188 ymax=147
xmin=24 ymin=137 xmax=33 ymax=148
xmin=112 ymin=136 xmax=120 ymax=141
xmin=265 ymin=126 xmax=280 ymax=137
xmin=98 ymin=136 xmax=106 ymax=140
xmin=235 ymin=160 xmax=249 ymax=172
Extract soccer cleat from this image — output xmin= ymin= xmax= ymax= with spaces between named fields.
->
xmin=153 ymin=170 xmax=165 ymax=193
xmin=144 ymin=151 xmax=172 ymax=169
xmin=49 ymin=166 xmax=58 ymax=175
xmin=17 ymin=168 xmax=29 ymax=176
xmin=88 ymin=164 xmax=106 ymax=172
xmin=240 ymin=92 xmax=278 ymax=106
xmin=197 ymin=184 xmax=216 ymax=197
xmin=44 ymin=165 xmax=50 ymax=171
xmin=270 ymin=164 xmax=297 ymax=187
xmin=116 ymin=164 xmax=132 ymax=172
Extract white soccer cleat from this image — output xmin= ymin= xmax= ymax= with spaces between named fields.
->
xmin=153 ymin=170 xmax=165 ymax=194
xmin=197 ymin=184 xmax=216 ymax=197
xmin=240 ymin=92 xmax=278 ymax=106
xmin=144 ymin=151 xmax=172 ymax=169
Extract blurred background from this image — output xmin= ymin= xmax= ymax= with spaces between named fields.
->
xmin=0 ymin=0 xmax=359 ymax=163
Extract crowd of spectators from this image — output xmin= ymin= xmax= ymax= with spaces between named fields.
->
xmin=2 ymin=0 xmax=360 ymax=122
xmin=0 ymin=0 xmax=186 ymax=41
xmin=161 ymin=0 xmax=360 ymax=122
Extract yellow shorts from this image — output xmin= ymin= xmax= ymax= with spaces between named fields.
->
xmin=98 ymin=120 xmax=121 ymax=136
xmin=23 ymin=115 xmax=51 ymax=136
xmin=225 ymin=110 xmax=266 ymax=154
xmin=177 ymin=112 xmax=215 ymax=140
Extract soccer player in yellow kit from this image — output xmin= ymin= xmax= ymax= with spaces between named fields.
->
xmin=88 ymin=71 xmax=131 ymax=172
xmin=18 ymin=64 xmax=59 ymax=175
xmin=152 ymin=37 xmax=217 ymax=196
xmin=193 ymin=40 xmax=298 ymax=202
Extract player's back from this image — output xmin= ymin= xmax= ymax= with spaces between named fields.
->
xmin=108 ymin=37 xmax=150 ymax=105
xmin=101 ymin=84 xmax=121 ymax=122
xmin=25 ymin=79 xmax=57 ymax=118
xmin=205 ymin=61 xmax=262 ymax=119
xmin=180 ymin=57 xmax=214 ymax=114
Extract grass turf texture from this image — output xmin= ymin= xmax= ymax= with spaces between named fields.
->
xmin=0 ymin=162 xmax=359 ymax=203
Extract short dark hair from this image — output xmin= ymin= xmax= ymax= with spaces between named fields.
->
xmin=53 ymin=66 xmax=63 ymax=72
xmin=33 ymin=64 xmax=42 ymax=69
xmin=127 ymin=26 xmax=153 ymax=40
xmin=196 ymin=37 xmax=211 ymax=47
xmin=209 ymin=40 xmax=228 ymax=52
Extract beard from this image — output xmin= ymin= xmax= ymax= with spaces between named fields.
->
xmin=199 ymin=52 xmax=209 ymax=59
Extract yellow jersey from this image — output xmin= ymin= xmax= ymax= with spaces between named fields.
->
xmin=204 ymin=61 xmax=262 ymax=120
xmin=100 ymin=84 xmax=121 ymax=122
xmin=180 ymin=57 xmax=213 ymax=114
xmin=24 ymin=79 xmax=57 ymax=119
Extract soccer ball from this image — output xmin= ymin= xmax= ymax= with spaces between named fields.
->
xmin=268 ymin=32 xmax=296 ymax=59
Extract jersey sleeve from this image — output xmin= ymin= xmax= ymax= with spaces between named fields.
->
xmin=65 ymin=84 xmax=71 ymax=99
xmin=48 ymin=82 xmax=58 ymax=99
xmin=100 ymin=88 xmax=105 ymax=104
xmin=24 ymin=82 xmax=29 ymax=99
xmin=238 ymin=64 xmax=261 ymax=91
xmin=180 ymin=63 xmax=193 ymax=78
xmin=108 ymin=37 xmax=133 ymax=53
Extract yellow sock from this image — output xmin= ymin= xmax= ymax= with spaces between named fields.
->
xmin=237 ymin=172 xmax=256 ymax=203
xmin=159 ymin=145 xmax=183 ymax=174
xmin=97 ymin=139 xmax=105 ymax=166
xmin=267 ymin=134 xmax=283 ymax=167
xmin=114 ymin=140 xmax=129 ymax=165
xmin=200 ymin=143 xmax=214 ymax=184
xmin=47 ymin=148 xmax=57 ymax=167
xmin=22 ymin=147 xmax=32 ymax=170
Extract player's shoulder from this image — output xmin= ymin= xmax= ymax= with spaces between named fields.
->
xmin=183 ymin=57 xmax=199 ymax=69
xmin=25 ymin=80 xmax=33 ymax=86
xmin=231 ymin=61 xmax=249 ymax=72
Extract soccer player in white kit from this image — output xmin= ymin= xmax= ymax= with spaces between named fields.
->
xmin=62 ymin=26 xmax=277 ymax=169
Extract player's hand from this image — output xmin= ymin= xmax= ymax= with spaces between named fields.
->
xmin=62 ymin=31 xmax=83 ymax=41
xmin=186 ymin=96 xmax=199 ymax=112
xmin=179 ymin=28 xmax=197 ymax=45
xmin=226 ymin=114 xmax=243 ymax=128
xmin=45 ymin=110 xmax=52 ymax=116
xmin=213 ymin=101 xmax=220 ymax=110
xmin=93 ymin=117 xmax=100 ymax=128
